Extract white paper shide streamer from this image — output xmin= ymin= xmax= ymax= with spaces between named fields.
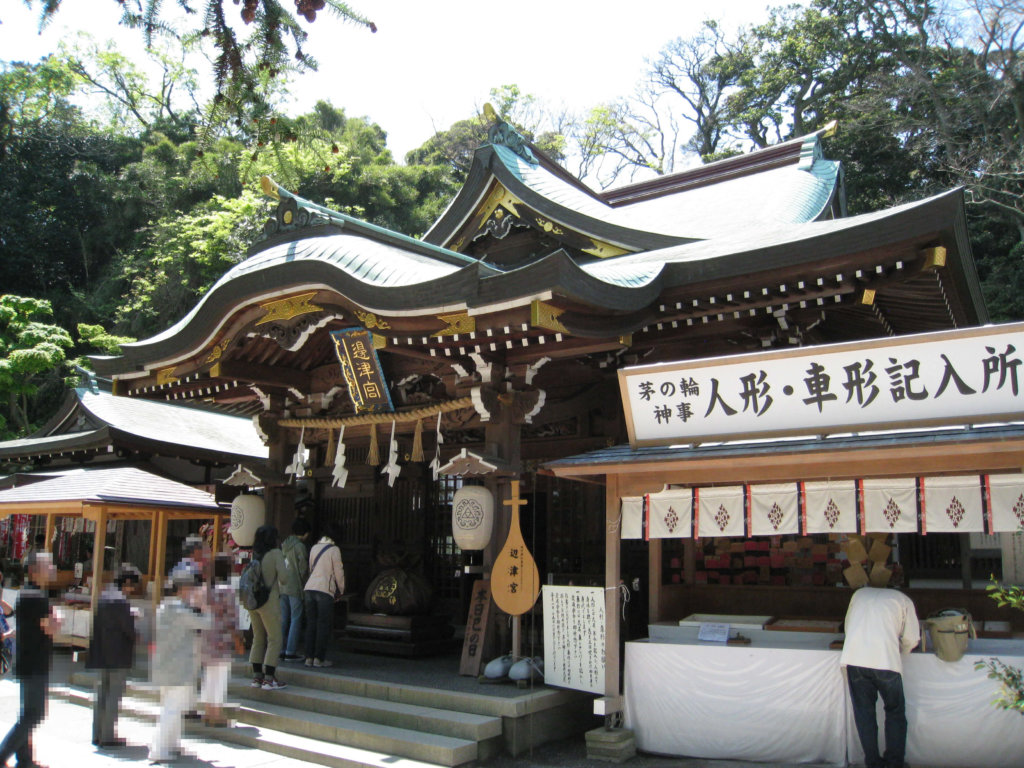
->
xmin=285 ymin=427 xmax=308 ymax=479
xmin=429 ymin=411 xmax=443 ymax=480
xmin=381 ymin=420 xmax=401 ymax=487
xmin=331 ymin=426 xmax=349 ymax=489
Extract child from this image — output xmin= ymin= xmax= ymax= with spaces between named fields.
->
xmin=201 ymin=556 xmax=240 ymax=726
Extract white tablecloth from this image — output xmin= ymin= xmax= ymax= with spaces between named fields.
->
xmin=625 ymin=634 xmax=1024 ymax=767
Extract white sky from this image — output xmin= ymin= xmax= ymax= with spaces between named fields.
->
xmin=0 ymin=0 xmax=776 ymax=160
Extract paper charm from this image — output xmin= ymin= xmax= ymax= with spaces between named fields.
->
xmin=429 ymin=411 xmax=444 ymax=480
xmin=285 ymin=427 xmax=308 ymax=479
xmin=381 ymin=420 xmax=401 ymax=487
xmin=331 ymin=426 xmax=349 ymax=489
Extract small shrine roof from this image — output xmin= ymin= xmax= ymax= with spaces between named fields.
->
xmin=0 ymin=465 xmax=222 ymax=510
xmin=0 ymin=388 xmax=267 ymax=464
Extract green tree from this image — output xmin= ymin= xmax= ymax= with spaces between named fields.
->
xmin=18 ymin=0 xmax=377 ymax=137
xmin=977 ymin=578 xmax=1024 ymax=715
xmin=406 ymin=85 xmax=567 ymax=182
xmin=0 ymin=59 xmax=146 ymax=320
xmin=113 ymin=189 xmax=268 ymax=336
xmin=0 ymin=295 xmax=74 ymax=437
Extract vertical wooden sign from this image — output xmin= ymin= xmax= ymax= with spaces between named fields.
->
xmin=460 ymin=579 xmax=492 ymax=676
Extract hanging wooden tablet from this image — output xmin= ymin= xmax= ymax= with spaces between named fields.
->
xmin=491 ymin=480 xmax=540 ymax=616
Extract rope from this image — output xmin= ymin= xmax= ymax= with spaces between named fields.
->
xmin=277 ymin=396 xmax=474 ymax=429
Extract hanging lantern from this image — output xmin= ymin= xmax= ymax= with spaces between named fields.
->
xmin=229 ymin=494 xmax=265 ymax=547
xmin=452 ymin=485 xmax=494 ymax=550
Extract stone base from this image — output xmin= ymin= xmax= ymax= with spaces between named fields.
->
xmin=585 ymin=727 xmax=636 ymax=763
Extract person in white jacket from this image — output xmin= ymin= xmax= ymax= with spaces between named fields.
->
xmin=840 ymin=586 xmax=920 ymax=768
xmin=303 ymin=523 xmax=345 ymax=668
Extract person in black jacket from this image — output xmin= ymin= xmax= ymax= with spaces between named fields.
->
xmin=0 ymin=551 xmax=56 ymax=768
xmin=87 ymin=565 xmax=139 ymax=748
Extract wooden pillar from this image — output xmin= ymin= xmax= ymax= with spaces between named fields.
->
xmin=89 ymin=507 xmax=107 ymax=617
xmin=212 ymin=513 xmax=223 ymax=555
xmin=648 ymin=538 xmax=662 ymax=623
xmin=44 ymin=514 xmax=55 ymax=553
xmin=152 ymin=509 xmax=168 ymax=610
xmin=147 ymin=513 xmax=159 ymax=579
xmin=604 ymin=474 xmax=622 ymax=700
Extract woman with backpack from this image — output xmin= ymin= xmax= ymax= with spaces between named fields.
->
xmin=303 ymin=523 xmax=345 ymax=668
xmin=246 ymin=525 xmax=287 ymax=690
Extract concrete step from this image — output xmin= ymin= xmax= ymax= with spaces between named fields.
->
xmin=51 ymin=684 xmax=450 ymax=768
xmin=56 ymin=679 xmax=483 ymax=767
xmin=231 ymin=677 xmax=503 ymax=743
xmin=235 ymin=696 xmax=480 ymax=767
xmin=230 ymin=660 xmax=545 ymax=719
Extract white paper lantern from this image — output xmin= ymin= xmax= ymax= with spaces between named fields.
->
xmin=229 ymin=494 xmax=265 ymax=547
xmin=452 ymin=485 xmax=494 ymax=550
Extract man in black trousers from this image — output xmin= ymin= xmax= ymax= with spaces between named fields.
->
xmin=87 ymin=565 xmax=139 ymax=748
xmin=0 ymin=551 xmax=57 ymax=768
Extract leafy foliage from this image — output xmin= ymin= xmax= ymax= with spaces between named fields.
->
xmin=113 ymin=189 xmax=268 ymax=336
xmin=0 ymin=295 xmax=74 ymax=436
xmin=976 ymin=578 xmax=1024 ymax=715
xmin=21 ymin=0 xmax=377 ymax=138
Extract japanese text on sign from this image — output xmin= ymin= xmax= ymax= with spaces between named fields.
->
xmin=331 ymin=327 xmax=394 ymax=414
xmin=542 ymin=586 xmax=605 ymax=695
xmin=620 ymin=324 xmax=1024 ymax=446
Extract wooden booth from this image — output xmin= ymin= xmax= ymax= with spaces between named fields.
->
xmin=546 ymin=323 xmax=1024 ymax=768
xmin=0 ymin=466 xmax=228 ymax=645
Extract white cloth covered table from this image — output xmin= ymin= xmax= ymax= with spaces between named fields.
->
xmin=625 ymin=633 xmax=847 ymax=765
xmin=625 ymin=634 xmax=1024 ymax=767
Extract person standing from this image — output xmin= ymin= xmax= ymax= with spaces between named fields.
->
xmin=87 ymin=565 xmax=139 ymax=748
xmin=0 ymin=551 xmax=57 ymax=768
xmin=840 ymin=585 xmax=921 ymax=768
xmin=247 ymin=525 xmax=287 ymax=690
xmin=201 ymin=556 xmax=240 ymax=727
xmin=279 ymin=518 xmax=311 ymax=662
xmin=149 ymin=567 xmax=209 ymax=764
xmin=303 ymin=523 xmax=345 ymax=668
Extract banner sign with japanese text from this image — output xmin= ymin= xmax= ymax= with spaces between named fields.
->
xmin=542 ymin=585 xmax=605 ymax=694
xmin=331 ymin=327 xmax=394 ymax=413
xmin=620 ymin=323 xmax=1024 ymax=447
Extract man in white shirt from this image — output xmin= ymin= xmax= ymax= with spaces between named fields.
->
xmin=840 ymin=586 xmax=921 ymax=768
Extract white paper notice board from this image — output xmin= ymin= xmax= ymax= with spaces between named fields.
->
xmin=542 ymin=585 xmax=605 ymax=694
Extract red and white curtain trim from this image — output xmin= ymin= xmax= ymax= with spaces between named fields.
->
xmin=620 ymin=473 xmax=1024 ymax=539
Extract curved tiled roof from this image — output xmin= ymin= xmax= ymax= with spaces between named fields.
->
xmin=77 ymin=389 xmax=267 ymax=460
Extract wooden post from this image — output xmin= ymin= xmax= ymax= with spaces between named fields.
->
xmin=648 ymin=538 xmax=662 ymax=623
xmin=212 ymin=513 xmax=223 ymax=555
xmin=146 ymin=513 xmax=159 ymax=580
xmin=44 ymin=513 xmax=55 ymax=553
xmin=605 ymin=474 xmax=622 ymax=701
xmin=152 ymin=509 xmax=168 ymax=611
xmin=89 ymin=507 xmax=107 ymax=618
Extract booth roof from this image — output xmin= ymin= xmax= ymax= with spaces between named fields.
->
xmin=545 ymin=422 xmax=1024 ymax=473
xmin=0 ymin=466 xmax=221 ymax=510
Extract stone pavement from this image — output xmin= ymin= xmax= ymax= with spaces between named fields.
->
xmin=0 ymin=681 xmax=839 ymax=768
xmin=0 ymin=651 xmax=838 ymax=768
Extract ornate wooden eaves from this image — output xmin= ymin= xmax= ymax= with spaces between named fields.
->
xmin=256 ymin=292 xmax=323 ymax=326
xmin=448 ymin=181 xmax=631 ymax=260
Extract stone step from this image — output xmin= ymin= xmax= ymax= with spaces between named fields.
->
xmin=228 ymin=660 xmax=550 ymax=719
xmin=51 ymin=684 xmax=450 ymax=768
xmin=235 ymin=697 xmax=480 ymax=767
xmin=230 ymin=677 xmax=503 ymax=744
xmin=55 ymin=680 xmax=483 ymax=767
xmin=211 ymin=718 xmax=451 ymax=768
